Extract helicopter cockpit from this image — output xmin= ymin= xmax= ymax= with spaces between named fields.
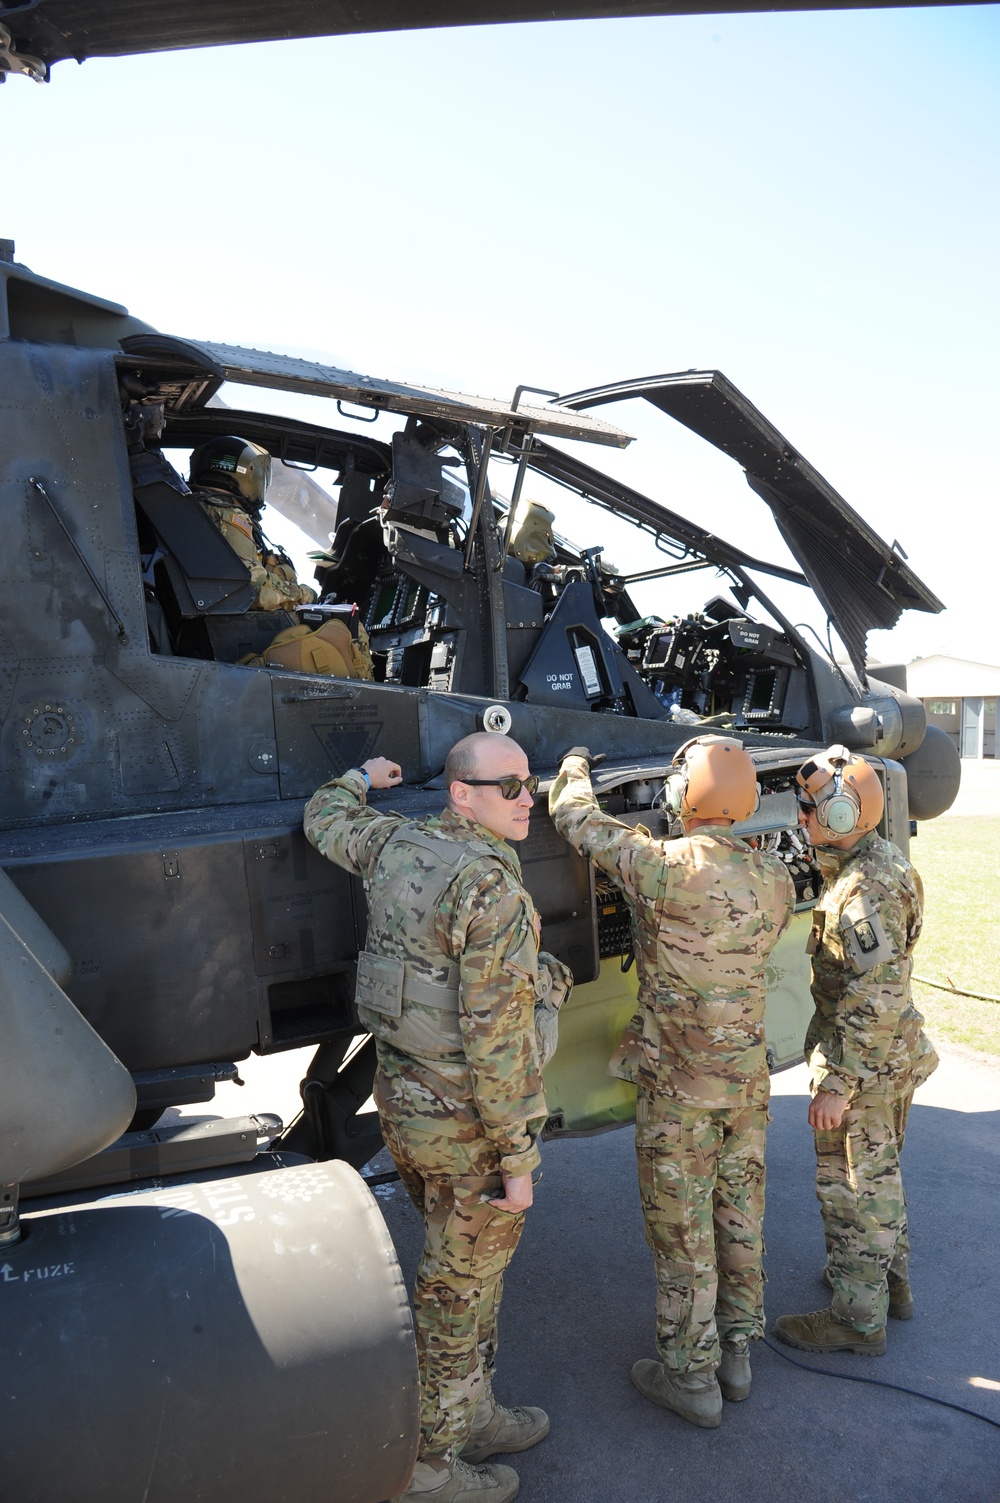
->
xmin=117 ymin=336 xmax=837 ymax=741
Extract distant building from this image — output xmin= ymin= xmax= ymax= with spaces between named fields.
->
xmin=905 ymin=656 xmax=1000 ymax=759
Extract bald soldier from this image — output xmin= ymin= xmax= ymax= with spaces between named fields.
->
xmin=304 ymin=734 xmax=571 ymax=1503
xmin=550 ymin=738 xmax=795 ymax=1428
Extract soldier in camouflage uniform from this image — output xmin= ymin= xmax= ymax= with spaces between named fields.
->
xmin=775 ymin=746 xmax=938 ymax=1357
xmin=549 ymin=738 xmax=795 ymax=1428
xmin=304 ymin=733 xmax=571 ymax=1503
xmin=189 ymin=434 xmax=317 ymax=611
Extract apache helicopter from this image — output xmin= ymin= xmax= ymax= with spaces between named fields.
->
xmin=0 ymin=4 xmax=964 ymax=1502
xmin=0 ymin=238 xmax=960 ymax=1500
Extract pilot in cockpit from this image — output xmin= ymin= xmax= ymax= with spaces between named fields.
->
xmin=189 ymin=434 xmax=317 ymax=612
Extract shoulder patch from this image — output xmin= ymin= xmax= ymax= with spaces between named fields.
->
xmin=840 ymin=893 xmax=897 ymax=973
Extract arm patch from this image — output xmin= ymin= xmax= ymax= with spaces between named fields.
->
xmin=840 ymin=893 xmax=897 ymax=973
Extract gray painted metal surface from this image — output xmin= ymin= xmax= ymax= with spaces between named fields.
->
xmin=4 ymin=1160 xmax=419 ymax=1503
xmin=0 ymin=910 xmax=135 ymax=1185
xmin=0 ymin=863 xmax=69 ymax=985
xmin=558 ymin=371 xmax=944 ymax=682
xmin=121 ymin=334 xmax=633 ymax=448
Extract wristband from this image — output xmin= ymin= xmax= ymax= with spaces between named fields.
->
xmin=355 ymin=767 xmax=371 ymax=789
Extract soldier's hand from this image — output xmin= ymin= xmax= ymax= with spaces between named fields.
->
xmin=808 ymin=1090 xmax=849 ymax=1132
xmin=559 ymin=746 xmax=607 ymax=770
xmin=488 ymin=1171 xmax=533 ymax=1213
xmin=362 ymin=757 xmax=403 ymax=789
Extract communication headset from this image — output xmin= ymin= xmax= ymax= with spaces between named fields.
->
xmin=660 ymin=736 xmax=760 ymax=821
xmin=661 ymin=763 xmax=689 ymax=817
xmin=801 ymin=746 xmax=861 ymax=835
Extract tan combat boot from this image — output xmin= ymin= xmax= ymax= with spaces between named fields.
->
xmin=459 ymin=1391 xmax=549 ymax=1464
xmin=393 ymin=1456 xmax=519 ymax=1503
xmin=717 ymin=1338 xmax=751 ymax=1402
xmin=822 ymin=1264 xmax=914 ymax=1321
xmin=630 ymin=1360 xmax=723 ymax=1428
xmin=774 ymin=1307 xmax=886 ymax=1356
xmin=887 ymin=1269 xmax=914 ymax=1321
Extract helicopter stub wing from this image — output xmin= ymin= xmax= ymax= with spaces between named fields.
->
xmin=557 ymin=370 xmax=944 ymax=681
xmin=120 ymin=333 xmax=632 ymax=449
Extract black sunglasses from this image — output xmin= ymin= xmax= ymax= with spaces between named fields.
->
xmin=459 ymin=775 xmax=539 ymax=800
xmin=796 ymin=794 xmax=817 ymax=813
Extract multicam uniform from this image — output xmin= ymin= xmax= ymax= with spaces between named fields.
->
xmin=805 ymin=832 xmax=938 ymax=1333
xmin=195 ymin=488 xmax=316 ymax=611
xmin=304 ymin=771 xmax=570 ymax=1462
xmin=549 ymin=756 xmax=794 ymax=1375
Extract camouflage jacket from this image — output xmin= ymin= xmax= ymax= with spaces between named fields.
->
xmin=549 ymin=756 xmax=795 ymax=1109
xmin=805 ymin=832 xmax=937 ymax=1105
xmin=304 ymin=770 xmax=558 ymax=1176
xmin=197 ymin=490 xmax=316 ymax=611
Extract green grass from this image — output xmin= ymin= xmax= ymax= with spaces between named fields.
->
xmin=908 ymin=816 xmax=1000 ymax=1059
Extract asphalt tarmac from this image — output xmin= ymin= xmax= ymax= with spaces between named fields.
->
xmin=367 ymin=1045 xmax=1000 ymax=1503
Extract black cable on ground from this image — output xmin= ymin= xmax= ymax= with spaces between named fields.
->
xmin=763 ymin=1336 xmax=1000 ymax=1432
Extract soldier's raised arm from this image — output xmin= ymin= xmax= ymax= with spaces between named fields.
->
xmin=303 ymin=758 xmax=404 ymax=879
xmin=549 ymin=750 xmax=654 ymax=895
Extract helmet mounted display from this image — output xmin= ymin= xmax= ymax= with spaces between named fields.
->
xmin=190 ymin=435 xmax=272 ymax=511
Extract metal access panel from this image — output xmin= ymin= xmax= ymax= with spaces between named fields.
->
xmin=519 ymin=811 xmax=599 ymax=984
xmin=761 ymin=910 xmax=815 ymax=1070
xmin=272 ymin=680 xmax=425 ymax=798
xmin=243 ymin=830 xmax=358 ymax=977
xmin=242 ymin=827 xmax=363 ymax=1050
xmin=541 ymin=958 xmax=640 ymax=1137
xmin=6 ymin=835 xmax=259 ymax=1071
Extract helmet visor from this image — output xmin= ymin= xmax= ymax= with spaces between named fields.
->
xmin=237 ymin=443 xmax=271 ymax=506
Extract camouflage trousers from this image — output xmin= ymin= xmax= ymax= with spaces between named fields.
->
xmin=377 ymin=1088 xmax=525 ymax=1462
xmin=815 ymin=1086 xmax=913 ymax=1334
xmin=635 ymin=1084 xmax=767 ymax=1375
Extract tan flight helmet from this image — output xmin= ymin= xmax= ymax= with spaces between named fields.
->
xmin=796 ymin=744 xmax=884 ymax=837
xmin=190 ymin=434 xmax=272 ymax=513
xmin=662 ymin=735 xmax=759 ymax=823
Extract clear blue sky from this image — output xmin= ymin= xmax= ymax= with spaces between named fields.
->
xmin=4 ymin=6 xmax=998 ymax=663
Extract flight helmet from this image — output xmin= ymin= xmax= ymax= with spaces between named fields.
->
xmin=190 ymin=435 xmax=272 ymax=511
xmin=796 ymin=744 xmax=884 ymax=837
xmin=662 ymin=735 xmax=759 ymax=823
